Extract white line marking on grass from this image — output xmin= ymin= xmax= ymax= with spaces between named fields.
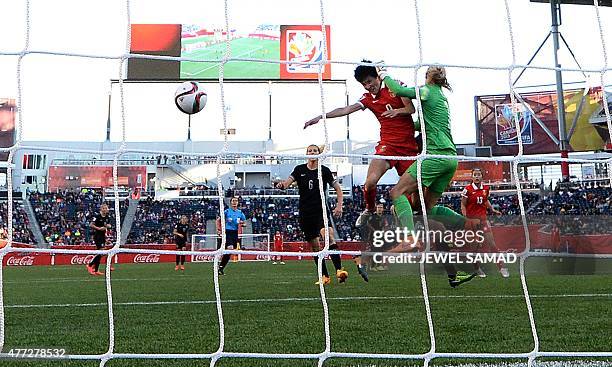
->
xmin=4 ymin=276 xmax=200 ymax=284
xmin=182 ymin=45 xmax=264 ymax=77
xmin=429 ymin=363 xmax=612 ymax=367
xmin=6 ymin=294 xmax=611 ymax=309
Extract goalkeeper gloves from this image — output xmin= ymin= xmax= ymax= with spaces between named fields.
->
xmin=376 ymin=61 xmax=389 ymax=80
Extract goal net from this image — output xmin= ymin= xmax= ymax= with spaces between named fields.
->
xmin=0 ymin=0 xmax=610 ymax=367
xmin=191 ymin=233 xmax=270 ymax=262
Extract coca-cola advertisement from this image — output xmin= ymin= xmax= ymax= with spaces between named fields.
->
xmin=6 ymin=255 xmax=35 ymax=266
xmin=69 ymin=254 xmax=96 ymax=265
xmin=133 ymin=254 xmax=161 ymax=263
xmin=2 ymin=253 xmax=51 ymax=266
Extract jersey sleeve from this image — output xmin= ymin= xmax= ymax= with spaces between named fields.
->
xmin=357 ymin=94 xmax=369 ymax=110
xmin=323 ymin=166 xmax=336 ymax=186
xmin=289 ymin=165 xmax=300 ymax=181
xmin=461 ymin=187 xmax=469 ymax=198
xmin=240 ymin=211 xmax=246 ymax=221
xmin=383 ymin=77 xmax=430 ymax=100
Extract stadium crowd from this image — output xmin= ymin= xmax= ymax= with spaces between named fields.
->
xmin=30 ymin=189 xmax=128 ymax=245
xmin=0 ymin=201 xmax=36 ymax=244
xmin=127 ymin=197 xmax=214 ymax=244
xmin=124 ymin=186 xmax=547 ymax=244
xmin=6 ymin=183 xmax=609 ymax=245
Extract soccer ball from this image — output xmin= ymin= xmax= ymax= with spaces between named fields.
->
xmin=174 ymin=81 xmax=207 ymax=115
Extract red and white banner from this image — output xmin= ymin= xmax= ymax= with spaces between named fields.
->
xmin=2 ymin=233 xmax=611 ymax=267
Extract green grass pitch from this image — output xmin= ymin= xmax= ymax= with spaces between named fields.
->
xmin=1 ymin=259 xmax=611 ymax=367
xmin=180 ymin=37 xmax=280 ymax=79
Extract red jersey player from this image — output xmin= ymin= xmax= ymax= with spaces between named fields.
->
xmin=461 ymin=168 xmax=509 ymax=278
xmin=304 ymin=60 xmax=419 ymax=226
xmin=272 ymin=231 xmax=285 ymax=265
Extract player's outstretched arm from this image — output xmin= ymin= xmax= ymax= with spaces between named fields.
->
xmin=332 ymin=181 xmax=343 ymax=217
xmin=377 ymin=66 xmax=428 ymax=100
xmin=304 ymin=103 xmax=362 ymax=129
xmin=382 ymin=76 xmax=419 ymax=99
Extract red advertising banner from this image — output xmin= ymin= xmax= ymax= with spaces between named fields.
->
xmin=280 ymin=25 xmax=331 ymax=80
xmin=47 ymin=166 xmax=146 ymax=191
xmin=3 ymin=232 xmax=610 ymax=267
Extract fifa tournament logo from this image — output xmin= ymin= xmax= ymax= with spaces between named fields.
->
xmin=495 ymin=104 xmax=533 ymax=146
xmin=286 ymin=30 xmax=325 ymax=73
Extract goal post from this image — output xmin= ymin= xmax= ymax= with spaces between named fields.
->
xmin=190 ymin=233 xmax=270 ymax=262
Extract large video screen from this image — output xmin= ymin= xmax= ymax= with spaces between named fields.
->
xmin=0 ymin=98 xmax=16 ymax=162
xmin=48 ymin=166 xmax=146 ymax=191
xmin=128 ymin=24 xmax=331 ymax=80
xmin=475 ymin=87 xmax=611 ymax=156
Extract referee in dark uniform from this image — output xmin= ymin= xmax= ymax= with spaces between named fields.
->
xmin=87 ymin=203 xmax=110 ymax=275
xmin=173 ymin=215 xmax=189 ymax=271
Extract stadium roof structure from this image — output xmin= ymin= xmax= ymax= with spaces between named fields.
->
xmin=530 ymin=0 xmax=612 ymax=6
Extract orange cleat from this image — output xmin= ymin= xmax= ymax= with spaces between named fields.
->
xmin=336 ymin=269 xmax=349 ymax=284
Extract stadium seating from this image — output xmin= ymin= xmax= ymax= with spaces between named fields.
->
xmin=30 ymin=189 xmax=128 ymax=245
xmin=23 ymin=184 xmax=612 ymax=244
xmin=0 ymin=201 xmax=36 ymax=244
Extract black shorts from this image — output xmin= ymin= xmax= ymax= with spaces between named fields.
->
xmin=300 ymin=212 xmax=335 ymax=242
xmin=217 ymin=230 xmax=239 ymax=249
xmin=94 ymin=242 xmax=104 ymax=250
xmin=176 ymin=242 xmax=186 ymax=250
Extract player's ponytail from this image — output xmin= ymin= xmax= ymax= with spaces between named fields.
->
xmin=427 ymin=66 xmax=452 ymax=92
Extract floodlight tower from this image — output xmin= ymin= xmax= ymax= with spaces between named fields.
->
xmin=527 ymin=0 xmax=611 ymax=180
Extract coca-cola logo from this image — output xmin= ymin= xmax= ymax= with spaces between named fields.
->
xmin=133 ymin=254 xmax=161 ymax=263
xmin=193 ymin=254 xmax=214 ymax=262
xmin=6 ymin=256 xmax=35 ymax=266
xmin=70 ymin=255 xmax=95 ymax=265
xmin=256 ymin=254 xmax=269 ymax=261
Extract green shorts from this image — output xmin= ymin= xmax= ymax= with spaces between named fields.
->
xmin=407 ymin=157 xmax=458 ymax=194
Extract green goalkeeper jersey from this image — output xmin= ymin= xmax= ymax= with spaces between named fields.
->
xmin=383 ymin=77 xmax=456 ymax=156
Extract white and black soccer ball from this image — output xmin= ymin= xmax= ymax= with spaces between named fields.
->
xmin=174 ymin=81 xmax=207 ymax=115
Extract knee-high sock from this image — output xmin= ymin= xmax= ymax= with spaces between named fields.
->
xmin=364 ymin=186 xmax=377 ymax=212
xmin=90 ymin=255 xmax=102 ymax=272
xmin=176 ymin=255 xmax=180 ymax=265
xmin=220 ymin=254 xmax=231 ymax=269
xmin=329 ymin=243 xmax=342 ymax=271
xmin=428 ymin=205 xmax=466 ymax=229
xmin=313 ymin=256 xmax=329 ymax=277
xmin=393 ymin=195 xmax=415 ymax=232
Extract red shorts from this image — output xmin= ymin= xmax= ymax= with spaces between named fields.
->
xmin=274 ymin=243 xmax=284 ymax=252
xmin=375 ymin=142 xmax=418 ymax=176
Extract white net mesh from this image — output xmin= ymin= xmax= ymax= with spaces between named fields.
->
xmin=0 ymin=0 xmax=610 ymax=366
